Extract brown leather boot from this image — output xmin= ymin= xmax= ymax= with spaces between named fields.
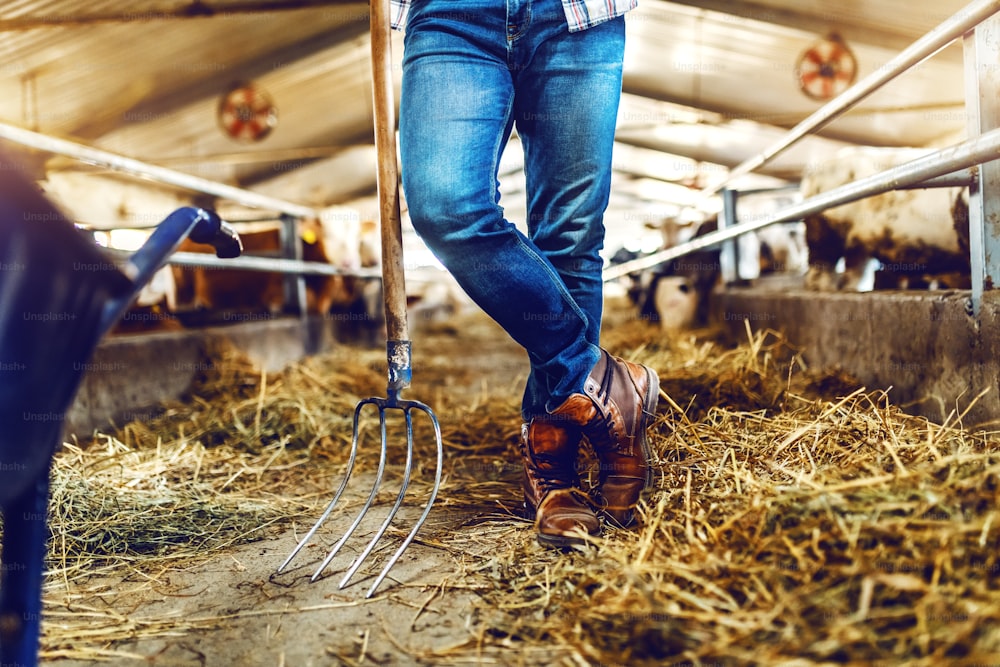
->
xmin=520 ymin=419 xmax=601 ymax=548
xmin=549 ymin=349 xmax=659 ymax=527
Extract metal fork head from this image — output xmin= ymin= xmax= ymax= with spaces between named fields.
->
xmin=277 ymin=342 xmax=442 ymax=598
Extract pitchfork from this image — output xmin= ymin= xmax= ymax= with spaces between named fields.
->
xmin=276 ymin=0 xmax=443 ymax=598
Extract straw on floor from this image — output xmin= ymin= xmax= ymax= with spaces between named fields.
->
xmin=24 ymin=301 xmax=1000 ymax=665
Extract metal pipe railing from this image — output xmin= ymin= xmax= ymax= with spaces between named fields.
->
xmin=170 ymin=251 xmax=383 ymax=278
xmin=604 ymin=127 xmax=1000 ymax=281
xmin=0 ymin=122 xmax=318 ymax=219
xmin=698 ymin=0 xmax=1000 ymax=198
xmin=104 ymin=248 xmax=382 ymax=278
xmin=896 ymin=166 xmax=977 ymax=189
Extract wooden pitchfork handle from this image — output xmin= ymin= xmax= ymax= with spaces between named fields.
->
xmin=370 ymin=0 xmax=411 ymax=393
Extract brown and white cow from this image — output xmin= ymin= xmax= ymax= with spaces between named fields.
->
xmin=621 ymin=208 xmax=810 ymax=330
xmin=172 ymin=214 xmax=372 ymax=320
xmin=801 ymin=146 xmax=970 ymax=291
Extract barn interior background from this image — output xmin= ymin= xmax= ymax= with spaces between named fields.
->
xmin=0 ymin=0 xmax=973 ymax=255
xmin=2 ymin=1 xmax=993 ymax=410
xmin=5 ymin=0 xmax=996 ymax=429
xmin=6 ymin=2 xmax=1000 ymax=666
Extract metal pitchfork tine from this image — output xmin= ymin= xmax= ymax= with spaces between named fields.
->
xmin=276 ymin=0 xmax=444 ymax=598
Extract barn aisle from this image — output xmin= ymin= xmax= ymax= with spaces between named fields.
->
xmin=35 ymin=295 xmax=1000 ymax=666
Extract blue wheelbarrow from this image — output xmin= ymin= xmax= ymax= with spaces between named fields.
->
xmin=0 ymin=152 xmax=242 ymax=666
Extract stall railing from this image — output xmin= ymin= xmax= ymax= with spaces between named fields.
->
xmin=606 ymin=0 xmax=1000 ymax=316
xmin=0 ymin=121 xmax=368 ymax=315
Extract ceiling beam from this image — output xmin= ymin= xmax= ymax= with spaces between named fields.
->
xmin=620 ymin=76 xmax=938 ymax=149
xmin=0 ymin=0 xmax=365 ymax=30
xmin=658 ymin=0 xmax=964 ymax=64
xmin=69 ymin=14 xmax=370 ymax=139
xmin=613 ymin=133 xmax=802 ymax=182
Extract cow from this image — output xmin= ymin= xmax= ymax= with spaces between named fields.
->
xmin=722 ymin=190 xmax=809 ymax=279
xmin=608 ymin=245 xmax=650 ymax=307
xmin=171 ymin=215 xmax=370 ymax=322
xmin=756 ymin=222 xmax=809 ymax=276
xmin=617 ymin=216 xmax=722 ymax=331
xmin=648 ymin=275 xmax=700 ymax=332
xmin=801 ymin=146 xmax=970 ymax=291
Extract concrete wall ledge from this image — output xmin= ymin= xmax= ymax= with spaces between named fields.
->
xmin=715 ymin=287 xmax=1000 ymax=430
xmin=66 ymin=316 xmax=342 ymax=438
xmin=67 ymin=289 xmax=1000 ymax=437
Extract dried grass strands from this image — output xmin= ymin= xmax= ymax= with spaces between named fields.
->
xmin=44 ymin=439 xmax=295 ymax=592
xmin=20 ymin=306 xmax=1000 ymax=665
xmin=428 ymin=319 xmax=1000 ymax=665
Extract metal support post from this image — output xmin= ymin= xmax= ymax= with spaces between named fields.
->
xmin=279 ymin=214 xmax=308 ymax=316
xmin=964 ymin=12 xmax=1000 ymax=315
xmin=720 ymin=189 xmax=740 ymax=284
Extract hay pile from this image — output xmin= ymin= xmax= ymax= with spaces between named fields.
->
xmin=30 ymin=303 xmax=1000 ymax=664
xmin=457 ymin=321 xmax=1000 ymax=666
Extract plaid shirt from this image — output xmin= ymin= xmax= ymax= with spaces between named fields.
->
xmin=389 ymin=0 xmax=637 ymax=32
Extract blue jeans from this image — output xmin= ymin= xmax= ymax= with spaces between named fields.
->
xmin=399 ymin=0 xmax=625 ymax=418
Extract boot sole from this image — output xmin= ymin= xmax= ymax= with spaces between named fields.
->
xmin=536 ymin=530 xmax=595 ymax=549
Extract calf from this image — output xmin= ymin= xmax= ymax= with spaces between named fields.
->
xmin=631 ymin=216 xmax=722 ymax=330
xmin=801 ymin=146 xmax=970 ymax=291
xmin=649 ymin=275 xmax=699 ymax=332
xmin=757 ymin=222 xmax=808 ymax=276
